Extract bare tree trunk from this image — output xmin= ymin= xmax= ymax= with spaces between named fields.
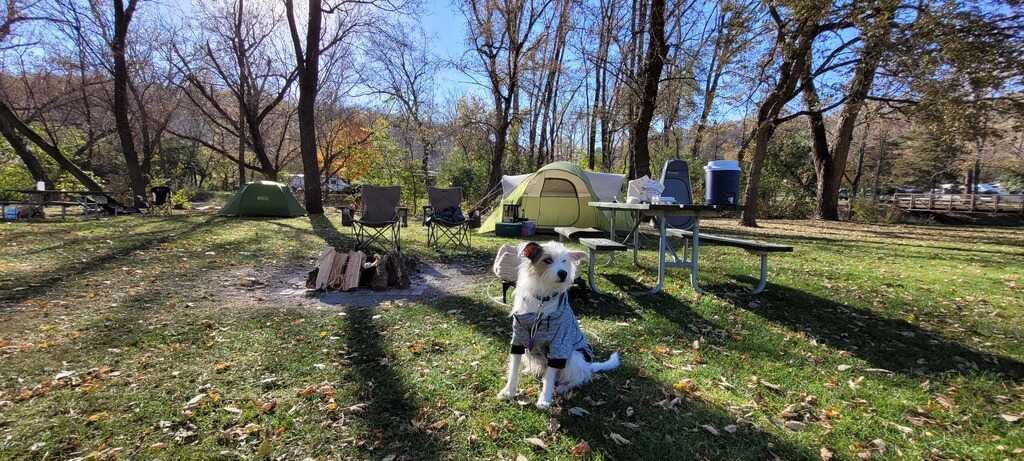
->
xmin=112 ymin=0 xmax=146 ymax=205
xmin=285 ymin=0 xmax=324 ymax=214
xmin=739 ymin=18 xmax=815 ymax=227
xmin=804 ymin=28 xmax=885 ymax=220
xmin=237 ymin=99 xmax=247 ymax=187
xmin=0 ymin=101 xmax=104 ymax=192
xmin=0 ymin=117 xmax=49 ymax=186
xmin=630 ymin=0 xmax=666 ymax=179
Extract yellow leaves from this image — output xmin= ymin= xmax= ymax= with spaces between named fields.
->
xmin=213 ymin=362 xmax=232 ymax=372
xmin=87 ymin=411 xmax=111 ymax=422
xmin=823 ymin=407 xmax=841 ymax=419
xmin=207 ymin=388 xmax=222 ymax=403
xmin=653 ymin=345 xmax=670 ymax=354
xmin=319 ymin=331 xmax=328 ymax=338
xmin=408 ymin=341 xmax=425 ymax=354
xmin=672 ymin=378 xmax=697 ymax=395
xmin=325 ymin=401 xmax=338 ymax=411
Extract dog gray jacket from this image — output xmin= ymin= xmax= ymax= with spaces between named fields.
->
xmin=510 ymin=292 xmax=593 ymax=369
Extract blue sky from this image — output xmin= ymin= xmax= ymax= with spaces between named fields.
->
xmin=419 ymin=0 xmax=481 ymax=100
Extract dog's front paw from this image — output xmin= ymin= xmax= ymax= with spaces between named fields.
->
xmin=496 ymin=388 xmax=516 ymax=400
xmin=535 ymin=398 xmax=552 ymax=410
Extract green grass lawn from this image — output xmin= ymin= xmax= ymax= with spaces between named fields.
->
xmin=1 ymin=213 xmax=1022 ymax=460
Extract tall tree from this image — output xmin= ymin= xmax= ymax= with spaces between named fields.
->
xmin=738 ymin=3 xmax=824 ymax=227
xmin=461 ymin=0 xmax=551 ymax=191
xmin=174 ymin=0 xmax=298 ymax=182
xmin=110 ymin=0 xmax=146 ymax=205
xmin=627 ymin=0 xmax=667 ymax=179
xmin=365 ymin=23 xmax=439 ymax=193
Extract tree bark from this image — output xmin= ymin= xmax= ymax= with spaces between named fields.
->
xmin=111 ymin=0 xmax=146 ymax=205
xmin=0 ymin=116 xmax=49 ymax=186
xmin=803 ymin=26 xmax=885 ymax=220
xmin=739 ymin=19 xmax=816 ymax=227
xmin=0 ymin=101 xmax=104 ymax=192
xmin=630 ymin=0 xmax=667 ymax=179
xmin=285 ymin=0 xmax=324 ymax=214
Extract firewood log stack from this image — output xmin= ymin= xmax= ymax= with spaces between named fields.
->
xmin=306 ymin=246 xmax=409 ymax=291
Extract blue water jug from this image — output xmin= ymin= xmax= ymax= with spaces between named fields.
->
xmin=704 ymin=160 xmax=741 ymax=206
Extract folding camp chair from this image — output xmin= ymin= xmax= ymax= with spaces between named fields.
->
xmin=424 ymin=187 xmax=470 ymax=251
xmin=657 ymin=159 xmax=696 ymax=259
xmin=352 ymin=185 xmax=402 ymax=254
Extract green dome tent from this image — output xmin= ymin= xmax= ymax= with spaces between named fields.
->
xmin=219 ymin=181 xmax=306 ymax=217
xmin=479 ymin=162 xmax=626 ymax=233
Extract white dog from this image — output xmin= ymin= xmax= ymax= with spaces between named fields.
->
xmin=497 ymin=241 xmax=620 ymax=409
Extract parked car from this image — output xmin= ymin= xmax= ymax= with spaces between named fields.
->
xmin=975 ymin=183 xmax=1002 ymax=194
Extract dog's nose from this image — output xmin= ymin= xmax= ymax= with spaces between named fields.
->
xmin=557 ymin=270 xmax=568 ymax=281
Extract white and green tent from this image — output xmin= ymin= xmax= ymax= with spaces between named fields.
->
xmin=479 ymin=162 xmax=626 ymax=233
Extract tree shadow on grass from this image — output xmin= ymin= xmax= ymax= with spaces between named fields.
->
xmin=0 ymin=216 xmax=227 ymax=306
xmin=427 ymin=294 xmax=816 ymax=460
xmin=339 ymin=307 xmax=445 ymax=459
xmin=711 ymin=276 xmax=1024 ymax=379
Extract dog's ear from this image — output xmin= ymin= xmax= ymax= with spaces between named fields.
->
xmin=521 ymin=241 xmax=544 ymax=263
xmin=568 ymin=251 xmax=587 ymax=264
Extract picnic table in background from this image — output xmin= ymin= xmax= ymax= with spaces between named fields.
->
xmin=0 ymin=189 xmax=127 ymax=219
xmin=588 ymin=201 xmax=740 ymax=294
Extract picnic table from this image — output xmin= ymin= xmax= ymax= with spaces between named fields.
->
xmin=1 ymin=189 xmax=126 ymax=218
xmin=588 ymin=201 xmax=740 ymax=294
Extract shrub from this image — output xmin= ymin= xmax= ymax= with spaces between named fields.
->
xmin=851 ymin=197 xmax=904 ymax=224
xmin=170 ymin=188 xmax=194 ymax=210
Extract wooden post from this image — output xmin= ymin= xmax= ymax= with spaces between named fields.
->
xmin=994 ymin=194 xmax=1000 ymax=213
xmin=928 ymin=193 xmax=934 ymax=210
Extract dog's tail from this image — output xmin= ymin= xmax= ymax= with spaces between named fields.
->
xmin=589 ymin=352 xmax=620 ymax=373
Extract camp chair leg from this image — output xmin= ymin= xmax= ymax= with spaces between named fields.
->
xmin=502 ymin=280 xmax=515 ymax=304
xmin=587 ymin=250 xmax=603 ymax=294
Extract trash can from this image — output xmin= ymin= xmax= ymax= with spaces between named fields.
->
xmin=704 ymin=160 xmax=741 ymax=206
xmin=151 ymin=186 xmax=171 ymax=206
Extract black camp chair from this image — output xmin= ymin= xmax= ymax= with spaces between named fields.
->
xmin=353 ymin=185 xmax=402 ymax=254
xmin=424 ymin=187 xmax=470 ymax=251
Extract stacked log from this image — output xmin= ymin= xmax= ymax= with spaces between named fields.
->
xmin=308 ymin=246 xmax=408 ymax=292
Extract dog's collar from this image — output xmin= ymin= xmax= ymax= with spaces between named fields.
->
xmin=532 ymin=290 xmax=566 ymax=303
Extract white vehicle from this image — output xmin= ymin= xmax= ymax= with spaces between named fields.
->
xmin=289 ymin=174 xmax=349 ymax=193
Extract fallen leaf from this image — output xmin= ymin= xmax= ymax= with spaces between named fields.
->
xmin=608 ymin=432 xmax=631 ymax=445
xmin=430 ymin=419 xmax=448 ymax=430
xmin=515 ymin=454 xmax=528 ymax=461
xmin=567 ymin=407 xmax=590 ymax=417
xmin=185 ymin=394 xmax=205 ymax=408
xmin=723 ymin=424 xmax=738 ymax=433
xmin=260 ymin=400 xmax=277 ymax=412
xmin=224 ymin=406 xmax=242 ymax=415
xmin=701 ymin=424 xmax=719 ymax=435
xmin=1000 ymin=414 xmax=1021 ymax=423
xmin=784 ymin=421 xmax=807 ymax=431
xmin=654 ymin=345 xmax=670 ymax=354
xmin=569 ymin=440 xmax=591 ymax=457
xmin=525 ymin=437 xmax=547 ymax=449
xmin=673 ymin=378 xmax=697 ymax=394
xmin=87 ymin=411 xmax=110 ymax=422
xmin=837 ymin=365 xmax=852 ymax=371
xmin=820 ymin=447 xmax=834 ymax=460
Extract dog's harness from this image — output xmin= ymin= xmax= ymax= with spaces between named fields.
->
xmin=510 ymin=290 xmax=593 ymax=368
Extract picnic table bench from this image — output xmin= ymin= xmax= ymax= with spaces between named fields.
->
xmin=578 ymin=237 xmax=627 ymax=294
xmin=664 ymin=229 xmax=793 ymax=294
xmin=554 ymin=226 xmax=605 ymax=242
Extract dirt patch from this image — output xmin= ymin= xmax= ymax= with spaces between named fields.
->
xmin=225 ymin=258 xmax=491 ymax=309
